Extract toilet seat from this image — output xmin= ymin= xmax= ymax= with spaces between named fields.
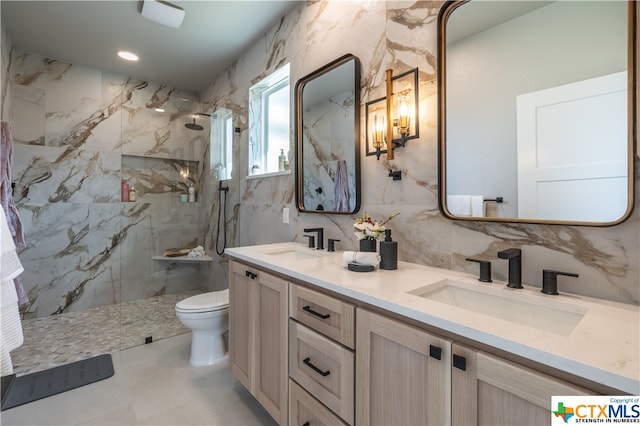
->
xmin=175 ymin=289 xmax=229 ymax=314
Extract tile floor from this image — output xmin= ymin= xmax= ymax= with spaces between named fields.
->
xmin=11 ymin=291 xmax=201 ymax=375
xmin=1 ymin=332 xmax=277 ymax=426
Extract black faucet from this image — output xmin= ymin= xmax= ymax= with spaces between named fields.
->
xmin=303 ymin=228 xmax=324 ymax=250
xmin=497 ymin=248 xmax=522 ymax=289
xmin=541 ymin=269 xmax=579 ymax=295
xmin=327 ymin=238 xmax=340 ymax=252
xmin=303 ymin=234 xmax=315 ymax=248
xmin=465 ymin=258 xmax=492 ymax=282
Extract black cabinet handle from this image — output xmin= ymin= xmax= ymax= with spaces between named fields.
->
xmin=245 ymin=270 xmax=257 ymax=280
xmin=453 ymin=354 xmax=467 ymax=371
xmin=302 ymin=305 xmax=330 ymax=320
xmin=303 ymin=357 xmax=331 ymax=377
xmin=429 ymin=345 xmax=442 ymax=360
xmin=302 ymin=423 xmax=310 ymax=426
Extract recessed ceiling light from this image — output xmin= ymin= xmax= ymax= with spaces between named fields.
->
xmin=117 ymin=51 xmax=139 ymax=62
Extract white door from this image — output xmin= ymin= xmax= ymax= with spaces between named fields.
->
xmin=516 ymin=71 xmax=628 ymax=222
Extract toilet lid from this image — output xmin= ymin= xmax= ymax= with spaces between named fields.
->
xmin=176 ymin=289 xmax=229 ymax=312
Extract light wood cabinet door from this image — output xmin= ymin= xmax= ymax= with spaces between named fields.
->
xmin=229 ymin=260 xmax=253 ymax=391
xmin=356 ymin=309 xmax=452 ymax=426
xmin=229 ymin=261 xmax=288 ymax=425
xmin=254 ymin=270 xmax=288 ymax=424
xmin=451 ymin=343 xmax=595 ymax=426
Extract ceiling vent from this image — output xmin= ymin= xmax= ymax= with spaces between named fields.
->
xmin=141 ymin=0 xmax=185 ymax=29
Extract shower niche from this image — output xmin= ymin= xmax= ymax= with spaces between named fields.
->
xmin=121 ymin=155 xmax=200 ymax=204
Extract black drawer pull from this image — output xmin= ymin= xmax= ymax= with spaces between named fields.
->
xmin=303 ymin=357 xmax=331 ymax=377
xmin=429 ymin=345 xmax=442 ymax=360
xmin=453 ymin=354 xmax=467 ymax=371
xmin=245 ymin=270 xmax=257 ymax=279
xmin=302 ymin=305 xmax=330 ymax=320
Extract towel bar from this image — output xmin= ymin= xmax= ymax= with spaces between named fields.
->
xmin=483 ymin=197 xmax=503 ymax=204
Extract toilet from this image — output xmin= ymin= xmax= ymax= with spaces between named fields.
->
xmin=175 ymin=289 xmax=229 ymax=367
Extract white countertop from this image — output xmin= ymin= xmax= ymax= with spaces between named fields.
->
xmin=226 ymin=242 xmax=640 ymax=394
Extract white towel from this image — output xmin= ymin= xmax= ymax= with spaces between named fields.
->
xmin=342 ymin=251 xmax=380 ymax=268
xmin=188 ymin=245 xmax=205 ymax=258
xmin=447 ymin=195 xmax=472 ymax=216
xmin=1 ymin=207 xmax=24 ymax=375
xmin=471 ymin=196 xmax=485 ymax=217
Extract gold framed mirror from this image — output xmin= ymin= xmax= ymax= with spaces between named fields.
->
xmin=437 ymin=1 xmax=636 ymax=226
xmin=295 ymin=54 xmax=361 ymax=214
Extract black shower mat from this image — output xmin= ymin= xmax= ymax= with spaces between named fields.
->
xmin=1 ymin=354 xmax=114 ymax=411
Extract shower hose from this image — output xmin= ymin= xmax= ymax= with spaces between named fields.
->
xmin=215 ymin=182 xmax=229 ymax=256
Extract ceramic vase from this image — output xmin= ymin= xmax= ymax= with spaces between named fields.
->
xmin=359 ymin=239 xmax=377 ymax=252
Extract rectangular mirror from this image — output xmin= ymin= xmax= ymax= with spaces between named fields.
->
xmin=295 ymin=54 xmax=361 ymax=214
xmin=438 ymin=0 xmax=636 ymax=226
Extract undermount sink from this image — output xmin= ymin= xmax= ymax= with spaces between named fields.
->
xmin=263 ymin=245 xmax=326 ymax=261
xmin=408 ymin=279 xmax=587 ymax=336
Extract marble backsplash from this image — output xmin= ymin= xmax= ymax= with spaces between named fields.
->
xmin=200 ymin=0 xmax=639 ymax=305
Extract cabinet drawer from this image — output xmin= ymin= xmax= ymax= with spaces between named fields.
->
xmin=289 ymin=320 xmax=354 ymax=424
xmin=289 ymin=283 xmax=355 ymax=349
xmin=289 ymin=379 xmax=348 ymax=426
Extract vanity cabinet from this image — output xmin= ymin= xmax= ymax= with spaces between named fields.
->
xmin=451 ymin=343 xmax=594 ymax=426
xmin=226 ymin=250 xmax=621 ymax=426
xmin=356 ymin=308 xmax=452 ymax=425
xmin=288 ymin=283 xmax=356 ymax=425
xmin=228 ymin=260 xmax=288 ymax=425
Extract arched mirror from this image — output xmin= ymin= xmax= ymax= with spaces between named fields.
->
xmin=295 ymin=54 xmax=361 ymax=214
xmin=438 ymin=1 xmax=636 ymax=226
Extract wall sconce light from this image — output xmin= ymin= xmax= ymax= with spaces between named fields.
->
xmin=365 ymin=68 xmax=419 ymax=161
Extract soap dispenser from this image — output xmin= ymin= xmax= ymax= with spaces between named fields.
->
xmin=278 ymin=149 xmax=286 ymax=171
xmin=380 ymin=229 xmax=398 ymax=270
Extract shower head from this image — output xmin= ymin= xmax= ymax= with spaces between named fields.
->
xmin=185 ymin=118 xmax=203 ymax=131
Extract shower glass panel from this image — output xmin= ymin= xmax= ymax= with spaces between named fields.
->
xmin=118 ymin=89 xmax=208 ymax=350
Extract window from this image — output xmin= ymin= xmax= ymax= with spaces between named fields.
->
xmin=210 ymin=108 xmax=233 ymax=181
xmin=248 ymin=64 xmax=290 ymax=176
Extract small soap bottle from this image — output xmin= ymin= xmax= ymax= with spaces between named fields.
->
xmin=129 ymin=186 xmax=137 ymax=202
xmin=278 ymin=149 xmax=286 ymax=171
xmin=188 ymin=185 xmax=196 ymax=202
xmin=380 ymin=229 xmax=398 ymax=270
xmin=121 ymin=180 xmax=129 ymax=202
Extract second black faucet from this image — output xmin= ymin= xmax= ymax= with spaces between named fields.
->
xmin=497 ymin=248 xmax=522 ymax=289
xmin=303 ymin=227 xmax=324 ymax=250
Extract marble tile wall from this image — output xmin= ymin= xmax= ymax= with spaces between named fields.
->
xmin=4 ymin=0 xmax=639 ymax=323
xmin=200 ymin=1 xmax=639 ymax=305
xmin=9 ymin=52 xmax=212 ymax=319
